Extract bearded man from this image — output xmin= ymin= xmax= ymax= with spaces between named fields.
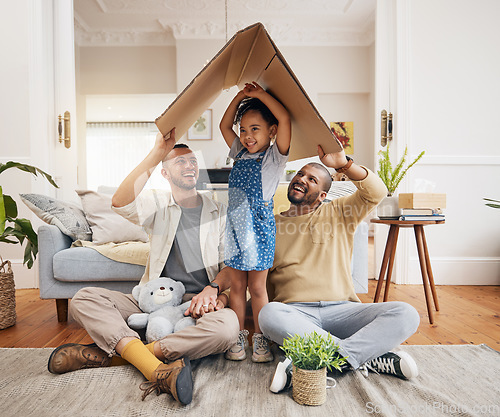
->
xmin=47 ymin=129 xmax=239 ymax=405
xmin=260 ymin=145 xmax=421 ymax=393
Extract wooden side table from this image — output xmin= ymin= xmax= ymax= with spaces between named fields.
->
xmin=370 ymin=218 xmax=445 ymax=324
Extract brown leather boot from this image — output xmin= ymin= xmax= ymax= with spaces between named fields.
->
xmin=48 ymin=343 xmax=111 ymax=374
xmin=140 ymin=358 xmax=193 ymax=405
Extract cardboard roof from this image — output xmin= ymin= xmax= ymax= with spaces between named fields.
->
xmin=155 ymin=22 xmax=342 ymax=161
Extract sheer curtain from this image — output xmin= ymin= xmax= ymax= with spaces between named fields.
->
xmin=86 ymin=122 xmax=166 ymax=191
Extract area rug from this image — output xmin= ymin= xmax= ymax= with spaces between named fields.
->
xmin=0 ymin=345 xmax=498 ymax=417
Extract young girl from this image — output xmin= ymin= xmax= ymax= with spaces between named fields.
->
xmin=220 ymin=81 xmax=291 ymax=362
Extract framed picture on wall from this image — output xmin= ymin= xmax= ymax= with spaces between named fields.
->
xmin=330 ymin=121 xmax=354 ymax=154
xmin=187 ymin=109 xmax=212 ymax=140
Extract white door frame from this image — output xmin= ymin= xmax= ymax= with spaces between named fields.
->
xmin=373 ymin=0 xmax=411 ymax=285
xmin=29 ymin=0 xmax=78 ymax=202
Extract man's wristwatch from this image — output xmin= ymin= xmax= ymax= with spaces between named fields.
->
xmin=335 ymin=156 xmax=354 ymax=174
xmin=209 ymin=281 xmax=220 ymax=296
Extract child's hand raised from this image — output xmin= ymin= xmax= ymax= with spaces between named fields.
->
xmin=243 ymin=81 xmax=265 ymax=98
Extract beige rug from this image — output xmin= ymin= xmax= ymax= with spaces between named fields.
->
xmin=0 ymin=344 xmax=498 ymax=417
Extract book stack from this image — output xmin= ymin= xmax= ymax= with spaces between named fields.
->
xmin=398 ymin=193 xmax=446 ymax=222
xmin=399 ymin=208 xmax=445 ymax=221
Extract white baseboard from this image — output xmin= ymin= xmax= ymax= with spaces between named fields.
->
xmin=6 ymin=259 xmax=39 ymax=289
xmin=407 ymin=257 xmax=500 ymax=285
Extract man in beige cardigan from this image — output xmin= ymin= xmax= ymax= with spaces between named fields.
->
xmin=47 ymin=129 xmax=239 ymax=405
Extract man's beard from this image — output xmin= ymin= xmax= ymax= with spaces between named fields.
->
xmin=170 ymin=175 xmax=197 ymax=190
xmin=288 ymin=189 xmax=320 ymax=206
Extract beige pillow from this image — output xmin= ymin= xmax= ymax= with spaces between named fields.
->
xmin=76 ymin=190 xmax=148 ymax=244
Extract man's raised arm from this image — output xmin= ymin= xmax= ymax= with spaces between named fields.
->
xmin=317 ymin=145 xmax=367 ymax=181
xmin=112 ymin=129 xmax=176 ymax=208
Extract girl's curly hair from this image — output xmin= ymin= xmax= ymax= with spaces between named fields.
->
xmin=234 ymin=97 xmax=279 ymax=127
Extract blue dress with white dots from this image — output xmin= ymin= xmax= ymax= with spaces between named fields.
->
xmin=225 ymin=148 xmax=275 ymax=271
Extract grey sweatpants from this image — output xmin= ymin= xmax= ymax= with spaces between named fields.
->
xmin=259 ymin=300 xmax=420 ymax=369
xmin=69 ymin=287 xmax=239 ymax=361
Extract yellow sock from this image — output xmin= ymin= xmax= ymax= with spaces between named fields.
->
xmin=145 ymin=341 xmax=156 ymax=355
xmin=110 ymin=342 xmax=156 ymax=366
xmin=120 ymin=338 xmax=162 ymax=380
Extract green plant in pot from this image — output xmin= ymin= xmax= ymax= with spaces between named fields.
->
xmin=0 ymin=161 xmax=58 ymax=268
xmin=285 ymin=169 xmax=296 ymax=181
xmin=0 ymin=161 xmax=57 ymax=329
xmin=377 ymin=144 xmax=425 ymax=219
xmin=484 ymin=198 xmax=500 ymax=209
xmin=281 ymin=331 xmax=347 ymax=406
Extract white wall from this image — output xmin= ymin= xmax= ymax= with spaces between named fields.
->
xmin=317 ymin=93 xmax=372 ymax=168
xmin=282 ymin=46 xmax=374 ymax=171
xmin=1 ymin=2 xmax=30 ymax=157
xmin=406 ymin=0 xmax=500 ymax=284
xmin=281 ymin=46 xmax=372 ymax=95
xmin=377 ymin=0 xmax=500 ymax=285
xmin=78 ymin=46 xmax=177 ymax=95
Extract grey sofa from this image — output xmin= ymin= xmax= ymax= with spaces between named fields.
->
xmin=38 ymin=224 xmax=145 ymax=321
xmin=38 ymin=221 xmax=369 ymax=322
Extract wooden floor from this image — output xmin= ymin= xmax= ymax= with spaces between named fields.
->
xmin=1 ymin=281 xmax=499 ymax=350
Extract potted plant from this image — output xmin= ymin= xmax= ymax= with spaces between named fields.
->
xmin=285 ymin=169 xmax=296 ymax=181
xmin=0 ymin=161 xmax=57 ymax=329
xmin=281 ymin=331 xmax=347 ymax=406
xmin=377 ymin=145 xmax=425 ymax=219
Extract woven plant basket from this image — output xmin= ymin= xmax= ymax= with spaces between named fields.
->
xmin=0 ymin=259 xmax=16 ymax=329
xmin=292 ymin=365 xmax=327 ymax=406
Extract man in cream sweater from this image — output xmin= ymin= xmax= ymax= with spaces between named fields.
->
xmin=47 ymin=129 xmax=239 ymax=405
xmin=260 ymin=145 xmax=421 ymax=393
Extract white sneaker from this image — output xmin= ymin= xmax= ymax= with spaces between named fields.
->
xmin=359 ymin=351 xmax=418 ymax=379
xmin=270 ymin=357 xmax=292 ymax=393
xmin=251 ymin=333 xmax=274 ymax=363
xmin=225 ymin=329 xmax=249 ymax=361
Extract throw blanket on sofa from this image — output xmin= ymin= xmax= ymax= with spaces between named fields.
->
xmin=72 ymin=240 xmax=149 ymax=266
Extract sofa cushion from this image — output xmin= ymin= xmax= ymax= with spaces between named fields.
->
xmin=20 ymin=194 xmax=92 ymax=241
xmin=53 ymin=247 xmax=145 ymax=282
xmin=325 ymin=181 xmax=357 ymax=201
xmin=76 ymin=190 xmax=148 ymax=244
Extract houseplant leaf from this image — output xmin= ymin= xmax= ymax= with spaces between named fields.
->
xmin=484 ymin=198 xmax=500 ymax=209
xmin=281 ymin=331 xmax=347 ymax=371
xmin=0 ymin=161 xmax=58 ymax=269
xmin=0 ymin=219 xmax=38 ymax=268
xmin=0 ymin=186 xmax=4 ymax=235
xmin=3 ymin=194 xmax=18 ymax=219
xmin=0 ymin=161 xmax=58 ymax=188
xmin=377 ymin=145 xmax=425 ymax=196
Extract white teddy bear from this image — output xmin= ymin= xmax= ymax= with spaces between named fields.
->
xmin=127 ymin=277 xmax=196 ymax=343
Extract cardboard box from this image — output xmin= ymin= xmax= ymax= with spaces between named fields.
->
xmin=398 ymin=193 xmax=447 ymax=209
xmin=155 ymin=23 xmax=342 ymax=162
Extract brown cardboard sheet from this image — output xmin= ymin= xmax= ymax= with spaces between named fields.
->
xmin=155 ymin=22 xmax=342 ymax=161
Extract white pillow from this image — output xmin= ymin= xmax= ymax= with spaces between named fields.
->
xmin=20 ymin=193 xmax=92 ymax=241
xmin=76 ymin=190 xmax=148 ymax=244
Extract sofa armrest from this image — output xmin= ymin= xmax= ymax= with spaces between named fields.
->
xmin=38 ymin=224 xmax=73 ymax=299
xmin=352 ymin=221 xmax=369 ymax=294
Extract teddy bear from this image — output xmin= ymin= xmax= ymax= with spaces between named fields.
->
xmin=127 ymin=277 xmax=196 ymax=343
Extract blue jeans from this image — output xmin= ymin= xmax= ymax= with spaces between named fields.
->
xmin=259 ymin=301 xmax=420 ymax=369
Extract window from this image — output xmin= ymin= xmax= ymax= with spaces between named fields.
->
xmin=86 ymin=122 xmax=166 ymax=191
